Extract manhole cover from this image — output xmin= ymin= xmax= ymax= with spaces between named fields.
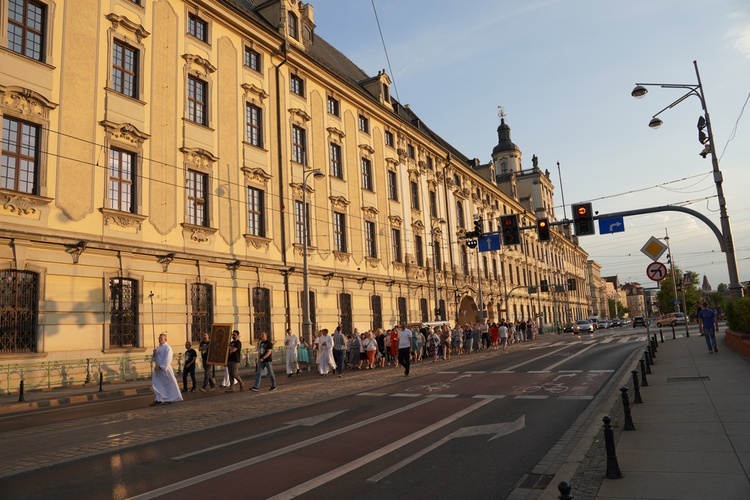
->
xmin=667 ymin=376 xmax=710 ymax=382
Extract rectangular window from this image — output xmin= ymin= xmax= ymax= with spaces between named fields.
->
xmin=433 ymin=242 xmax=442 ymax=271
xmin=187 ymin=75 xmax=208 ymax=126
xmin=253 ymin=287 xmax=271 ymax=338
xmin=407 ymin=144 xmax=415 ymax=159
xmin=429 ymin=190 xmax=438 ymax=218
xmin=290 ymin=74 xmax=305 ymax=97
xmin=247 ymin=186 xmax=265 ymax=237
xmin=109 ymin=277 xmax=138 ymax=348
xmin=292 ymin=125 xmax=306 ymax=164
xmin=245 ymin=103 xmax=263 ymax=147
xmin=112 ymin=41 xmax=139 ymax=98
xmin=0 ymin=269 xmax=39 ymax=353
xmin=187 ymin=170 xmax=209 ymax=226
xmin=365 ymin=221 xmax=377 ymax=258
xmin=461 ymin=247 xmax=469 ymax=275
xmin=387 ymin=170 xmax=398 ymax=201
xmin=426 ymin=156 xmax=434 ymax=170
xmin=294 ymin=200 xmax=311 ymax=245
xmin=187 ymin=13 xmax=208 ymax=42
xmin=371 ymin=295 xmax=383 ymax=330
xmin=333 ymin=212 xmax=347 ymax=252
xmin=415 ymin=234 xmax=424 ymax=267
xmin=391 ymin=228 xmax=402 ymax=263
xmin=358 ymin=114 xmax=369 ymax=133
xmin=361 ymin=157 xmax=373 ymax=191
xmin=410 ymin=181 xmax=420 ymax=210
xmin=327 ymin=95 xmax=340 ymax=116
xmin=329 ymin=142 xmax=342 ymax=179
xmin=493 ymin=259 xmax=498 ymax=281
xmin=384 ymin=130 xmax=394 ymax=147
xmin=1 ymin=117 xmax=39 ymax=194
xmin=190 ymin=283 xmax=213 ymax=343
xmin=244 ymin=46 xmax=262 ymax=72
xmin=8 ymin=0 xmax=46 ymax=61
xmin=288 ymin=12 xmax=299 ymax=40
xmin=108 ymin=148 xmax=136 ymax=213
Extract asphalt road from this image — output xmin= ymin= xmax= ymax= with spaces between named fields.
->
xmin=1 ymin=330 xmax=656 ymax=499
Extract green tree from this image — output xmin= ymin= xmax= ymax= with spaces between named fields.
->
xmin=608 ymin=298 xmax=628 ymax=318
xmin=717 ymin=283 xmax=729 ymax=293
xmin=656 ymin=268 xmax=702 ymax=318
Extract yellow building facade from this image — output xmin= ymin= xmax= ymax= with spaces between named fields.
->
xmin=0 ymin=0 xmax=591 ymax=377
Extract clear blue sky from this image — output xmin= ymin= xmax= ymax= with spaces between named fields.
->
xmin=308 ymin=0 xmax=750 ymax=290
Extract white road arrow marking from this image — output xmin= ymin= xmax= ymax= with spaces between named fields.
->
xmin=553 ymin=373 xmax=577 ymax=382
xmin=171 ymin=410 xmax=347 ymax=460
xmin=368 ymin=415 xmax=525 ymax=482
xmin=450 ymin=374 xmax=472 ymax=381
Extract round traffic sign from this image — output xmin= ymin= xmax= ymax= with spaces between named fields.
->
xmin=646 ymin=261 xmax=667 ymax=281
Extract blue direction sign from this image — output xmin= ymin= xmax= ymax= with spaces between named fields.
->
xmin=478 ymin=233 xmax=501 ymax=252
xmin=598 ymin=216 xmax=625 ymax=234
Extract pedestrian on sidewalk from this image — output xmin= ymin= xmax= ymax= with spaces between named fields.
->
xmin=225 ymin=330 xmax=244 ymax=392
xmin=251 ymin=332 xmax=277 ymax=392
xmin=182 ymin=341 xmax=197 ymax=392
xmin=500 ymin=322 xmax=509 ymax=352
xmin=398 ymin=324 xmax=413 ymax=376
xmin=198 ymin=333 xmax=215 ymax=392
xmin=284 ymin=328 xmax=300 ymax=377
xmin=151 ymin=333 xmax=183 ymax=406
xmin=698 ymin=302 xmax=719 ymax=353
xmin=317 ymin=329 xmax=336 ymax=375
xmin=332 ymin=326 xmax=346 ymax=377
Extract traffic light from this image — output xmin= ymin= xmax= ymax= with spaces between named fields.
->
xmin=536 ymin=218 xmax=551 ymax=242
xmin=697 ymin=115 xmax=710 ymax=158
xmin=473 ymin=215 xmax=483 ymax=236
xmin=500 ymin=214 xmax=520 ymax=246
xmin=571 ymin=202 xmax=595 ymax=236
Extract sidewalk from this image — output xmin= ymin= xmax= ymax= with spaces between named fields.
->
xmin=563 ymin=331 xmax=750 ymax=500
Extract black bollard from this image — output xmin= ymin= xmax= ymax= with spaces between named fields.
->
xmin=632 ymin=370 xmax=643 ymax=404
xmin=99 ymin=372 xmax=103 ymax=392
xmin=659 ymin=330 xmax=664 ymax=343
xmin=640 ymin=358 xmax=649 ymax=387
xmin=603 ymin=416 xmax=624 ymax=479
xmin=644 ymin=350 xmax=653 ymax=374
xmin=671 ymin=324 xmax=676 ymax=339
xmin=18 ymin=380 xmax=25 ymax=402
xmin=653 ymin=334 xmax=659 ymax=350
xmin=647 ymin=343 xmax=654 ymax=361
xmin=558 ymin=481 xmax=573 ymax=500
xmin=621 ymin=387 xmax=636 ymax=431
xmin=650 ymin=337 xmax=657 ymax=356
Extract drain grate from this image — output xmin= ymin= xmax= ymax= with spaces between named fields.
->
xmin=518 ymin=473 xmax=554 ymax=489
xmin=667 ymin=376 xmax=710 ymax=382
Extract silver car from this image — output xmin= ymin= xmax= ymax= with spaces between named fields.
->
xmin=575 ymin=320 xmax=594 ymax=333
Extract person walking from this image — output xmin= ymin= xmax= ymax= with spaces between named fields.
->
xmin=251 ymin=331 xmax=277 ymax=392
xmin=398 ymin=324 xmax=413 ymax=376
xmin=499 ymin=322 xmax=509 ymax=352
xmin=225 ymin=330 xmax=244 ymax=392
xmin=698 ymin=302 xmax=719 ymax=354
xmin=427 ymin=328 xmax=441 ymax=362
xmin=284 ymin=328 xmax=300 ymax=377
xmin=150 ymin=333 xmax=183 ymax=406
xmin=198 ymin=333 xmax=215 ymax=392
xmin=332 ymin=326 xmax=346 ymax=377
xmin=182 ymin=341 xmax=197 ymax=393
xmin=317 ymin=329 xmax=336 ymax=375
xmin=297 ymin=337 xmax=310 ymax=371
xmin=364 ymin=331 xmax=378 ymax=369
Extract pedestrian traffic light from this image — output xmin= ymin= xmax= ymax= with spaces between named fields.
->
xmin=571 ymin=202 xmax=595 ymax=236
xmin=466 ymin=238 xmax=477 ymax=249
xmin=500 ymin=214 xmax=520 ymax=246
xmin=473 ymin=215 xmax=483 ymax=236
xmin=536 ymin=218 xmax=551 ymax=242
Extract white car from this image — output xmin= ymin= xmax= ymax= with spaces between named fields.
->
xmin=575 ymin=320 xmax=594 ymax=333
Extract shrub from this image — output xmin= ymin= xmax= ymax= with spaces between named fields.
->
xmin=724 ymin=297 xmax=750 ymax=333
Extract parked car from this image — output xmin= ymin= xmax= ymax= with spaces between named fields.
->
xmin=632 ymin=316 xmax=650 ymax=328
xmin=621 ymin=317 xmax=632 ymax=326
xmin=609 ymin=318 xmax=622 ymax=328
xmin=657 ymin=312 xmax=686 ymax=328
xmin=598 ymin=319 xmax=611 ymax=329
xmin=575 ymin=320 xmax=594 ymax=333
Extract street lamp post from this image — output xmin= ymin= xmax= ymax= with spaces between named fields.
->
xmin=302 ymin=168 xmax=325 ymax=344
xmin=431 ymin=218 xmax=446 ymax=320
xmin=632 ymin=60 xmax=743 ymax=298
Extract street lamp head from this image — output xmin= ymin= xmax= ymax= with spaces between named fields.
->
xmin=631 ymin=85 xmax=648 ymax=98
xmin=648 ymin=117 xmax=663 ymax=129
xmin=312 ymin=169 xmax=325 ymax=179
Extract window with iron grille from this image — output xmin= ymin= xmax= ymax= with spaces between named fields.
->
xmin=187 ymin=13 xmax=208 ymax=42
xmin=108 ymin=147 xmax=136 ymax=213
xmin=387 ymin=170 xmax=398 ymax=200
xmin=2 ymin=116 xmax=39 ymax=194
xmin=410 ymin=181 xmax=420 ymax=210
xmin=420 ymin=298 xmax=428 ymax=323
xmin=294 ymin=200 xmax=311 ymax=245
xmin=329 ymin=142 xmax=342 ymax=179
xmin=371 ymin=295 xmax=383 ymax=330
xmin=333 ymin=212 xmax=347 ymax=252
xmin=187 ymin=169 xmax=209 ymax=226
xmin=415 ymin=235 xmax=424 ymax=267
xmin=244 ymin=46 xmax=262 ymax=72
xmin=187 ymin=75 xmax=208 ymax=126
xmin=339 ymin=293 xmax=352 ymax=336
xmin=109 ymin=278 xmax=138 ymax=347
xmin=8 ymin=0 xmax=46 ymax=61
xmin=112 ymin=40 xmax=139 ymax=98
xmin=190 ymin=283 xmax=213 ymax=342
xmin=397 ymin=296 xmax=407 ymax=325
xmin=253 ymin=287 xmax=270 ymax=339
xmin=245 ymin=103 xmax=263 ymax=147
xmin=391 ymin=228 xmax=402 ymax=263
xmin=292 ymin=125 xmax=306 ymax=164
xmin=0 ymin=270 xmax=38 ymax=353
xmin=361 ymin=157 xmax=372 ymax=191
xmin=365 ymin=221 xmax=377 ymax=258
xmin=247 ymin=186 xmax=265 ymax=237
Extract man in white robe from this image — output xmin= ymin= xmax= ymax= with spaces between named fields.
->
xmin=151 ymin=333 xmax=183 ymax=405
xmin=284 ymin=328 xmax=300 ymax=377
xmin=317 ymin=329 xmax=336 ymax=375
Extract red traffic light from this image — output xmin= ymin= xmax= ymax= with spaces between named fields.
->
xmin=576 ymin=205 xmax=588 ymax=217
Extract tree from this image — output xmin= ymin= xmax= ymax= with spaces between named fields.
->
xmin=656 ymin=267 xmax=702 ymax=318
xmin=608 ymin=298 xmax=628 ymax=318
xmin=717 ymin=283 xmax=729 ymax=293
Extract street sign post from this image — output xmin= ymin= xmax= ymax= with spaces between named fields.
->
xmin=598 ymin=216 xmax=625 ymax=234
xmin=646 ymin=261 xmax=667 ymax=282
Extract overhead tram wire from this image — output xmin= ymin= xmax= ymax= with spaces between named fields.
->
xmin=370 ymin=0 xmax=400 ymax=104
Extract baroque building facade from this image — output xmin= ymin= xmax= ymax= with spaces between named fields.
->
xmin=0 ymin=0 xmax=591 ymax=367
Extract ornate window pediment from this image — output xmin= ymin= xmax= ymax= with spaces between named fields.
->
xmin=106 ymin=13 xmax=150 ymax=42
xmin=0 ymin=86 xmax=58 ymax=118
xmin=242 ymin=166 xmax=271 ymax=186
xmin=388 ymin=215 xmax=402 ymax=228
xmin=411 ymin=220 xmax=425 ymax=234
xmin=289 ymin=108 xmax=311 ymax=123
xmin=361 ymin=206 xmax=379 ymax=221
xmin=385 ymin=157 xmax=399 ymax=169
xmin=182 ymin=54 xmax=217 ymax=76
xmin=329 ymin=195 xmax=350 ymax=209
xmin=359 ymin=144 xmax=375 ymax=156
xmin=326 ymin=126 xmax=345 ymax=141
xmin=290 ymin=182 xmax=315 ymax=201
xmin=100 ymin=120 xmax=150 ymax=146
xmin=407 ymin=167 xmax=420 ymax=182
xmin=241 ymin=83 xmax=269 ymax=103
xmin=180 ymin=147 xmax=218 ymax=173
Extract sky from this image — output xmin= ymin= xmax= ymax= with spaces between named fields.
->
xmin=306 ymin=0 xmax=750 ymax=291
